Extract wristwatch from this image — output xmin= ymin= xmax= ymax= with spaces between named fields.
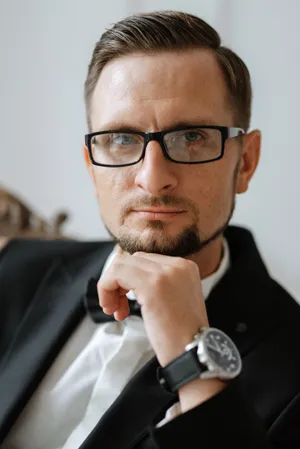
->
xmin=157 ymin=327 xmax=242 ymax=393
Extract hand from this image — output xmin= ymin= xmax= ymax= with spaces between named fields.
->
xmin=97 ymin=248 xmax=209 ymax=366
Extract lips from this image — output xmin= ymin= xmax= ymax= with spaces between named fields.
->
xmin=134 ymin=208 xmax=184 ymax=213
xmin=133 ymin=210 xmax=185 ymax=220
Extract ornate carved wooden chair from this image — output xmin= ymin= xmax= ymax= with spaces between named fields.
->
xmin=0 ymin=184 xmax=70 ymax=246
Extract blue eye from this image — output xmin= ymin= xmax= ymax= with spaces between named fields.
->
xmin=183 ymin=131 xmax=203 ymax=142
xmin=112 ymin=134 xmax=140 ymax=146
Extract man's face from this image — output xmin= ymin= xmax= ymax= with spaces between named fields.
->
xmin=86 ymin=49 xmax=259 ymax=256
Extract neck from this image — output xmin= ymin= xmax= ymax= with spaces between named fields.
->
xmin=186 ymin=235 xmax=224 ymax=280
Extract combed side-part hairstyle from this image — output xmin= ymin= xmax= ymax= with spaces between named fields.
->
xmin=84 ymin=10 xmax=252 ymax=131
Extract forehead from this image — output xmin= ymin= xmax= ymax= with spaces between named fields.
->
xmin=90 ymin=49 xmax=233 ymax=131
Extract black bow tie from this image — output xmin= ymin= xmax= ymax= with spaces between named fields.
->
xmin=83 ymin=277 xmax=142 ymax=323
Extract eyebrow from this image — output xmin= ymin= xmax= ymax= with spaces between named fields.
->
xmin=164 ymin=120 xmax=220 ymax=131
xmin=94 ymin=119 xmax=220 ymax=133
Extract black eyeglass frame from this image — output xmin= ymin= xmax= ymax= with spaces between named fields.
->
xmin=84 ymin=125 xmax=245 ymax=168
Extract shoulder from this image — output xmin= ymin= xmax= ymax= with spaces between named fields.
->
xmin=0 ymin=237 xmax=113 ymax=296
xmin=0 ymin=238 xmax=113 ymax=294
xmin=269 ymin=278 xmax=300 ymax=315
xmin=1 ymin=237 xmax=112 ymax=264
xmin=0 ymin=238 xmax=114 ymax=346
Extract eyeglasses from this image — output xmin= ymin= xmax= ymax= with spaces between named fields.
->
xmin=85 ymin=126 xmax=245 ymax=168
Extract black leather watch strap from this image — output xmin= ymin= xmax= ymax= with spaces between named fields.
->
xmin=157 ymin=347 xmax=208 ymax=393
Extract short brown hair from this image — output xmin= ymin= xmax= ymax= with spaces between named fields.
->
xmin=84 ymin=11 xmax=252 ymax=131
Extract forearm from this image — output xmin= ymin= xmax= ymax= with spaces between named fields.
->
xmin=178 ymin=377 xmax=227 ymax=413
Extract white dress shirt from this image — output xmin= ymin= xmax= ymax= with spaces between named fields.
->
xmin=3 ymin=240 xmax=230 ymax=449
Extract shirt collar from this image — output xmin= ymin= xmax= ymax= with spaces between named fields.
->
xmin=201 ymin=238 xmax=230 ymax=299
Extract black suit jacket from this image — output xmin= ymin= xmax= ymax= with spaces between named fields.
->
xmin=0 ymin=226 xmax=300 ymax=449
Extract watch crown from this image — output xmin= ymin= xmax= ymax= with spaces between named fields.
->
xmin=199 ymin=353 xmax=207 ymax=364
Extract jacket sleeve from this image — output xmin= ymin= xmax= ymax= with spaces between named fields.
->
xmin=149 ymin=380 xmax=272 ymax=449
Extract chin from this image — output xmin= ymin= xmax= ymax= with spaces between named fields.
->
xmin=117 ymin=224 xmax=203 ymax=258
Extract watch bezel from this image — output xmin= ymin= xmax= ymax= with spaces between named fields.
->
xmin=186 ymin=327 xmax=242 ymax=380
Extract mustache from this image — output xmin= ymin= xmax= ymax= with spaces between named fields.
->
xmin=121 ymin=194 xmax=198 ymax=215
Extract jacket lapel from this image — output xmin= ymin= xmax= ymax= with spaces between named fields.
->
xmin=207 ymin=226 xmax=285 ymax=356
xmin=79 ymin=227 xmax=286 ymax=449
xmin=0 ymin=242 xmax=114 ymax=443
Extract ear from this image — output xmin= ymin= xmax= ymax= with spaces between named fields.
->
xmin=236 ymin=130 xmax=261 ymax=194
xmin=83 ymin=144 xmax=97 ymax=192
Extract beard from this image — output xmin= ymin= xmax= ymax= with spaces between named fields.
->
xmin=103 ymin=198 xmax=235 ymax=258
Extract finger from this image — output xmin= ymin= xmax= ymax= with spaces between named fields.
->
xmin=99 ymin=285 xmax=121 ymax=310
xmin=102 ymin=290 xmax=120 ymax=314
xmin=119 ymin=252 xmax=159 ymax=272
xmin=100 ymin=286 xmax=128 ymax=312
xmin=132 ymin=251 xmax=183 ymax=266
xmin=113 ymin=294 xmax=130 ymax=321
xmin=98 ymin=260 xmax=146 ymax=308
xmin=98 ymin=253 xmax=165 ymax=311
xmin=103 ymin=292 xmax=130 ymax=318
xmin=103 ymin=306 xmax=118 ymax=314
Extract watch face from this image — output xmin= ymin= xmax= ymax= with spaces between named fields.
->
xmin=201 ymin=328 xmax=242 ymax=378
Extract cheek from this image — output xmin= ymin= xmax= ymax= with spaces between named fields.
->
xmin=94 ymin=168 xmax=133 ymax=214
xmin=191 ymin=162 xmax=235 ymax=217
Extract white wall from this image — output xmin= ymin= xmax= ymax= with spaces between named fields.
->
xmin=0 ymin=0 xmax=299 ymax=301
xmin=224 ymin=0 xmax=300 ymax=302
xmin=0 ymin=0 xmax=133 ymax=240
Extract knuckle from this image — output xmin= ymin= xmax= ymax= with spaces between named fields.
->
xmin=151 ymin=272 xmax=167 ymax=288
xmin=172 ymin=258 xmax=199 ymax=279
xmin=187 ymin=259 xmax=199 ymax=272
xmin=111 ymin=257 xmax=122 ymax=270
xmin=172 ymin=258 xmax=194 ymax=272
xmin=176 ymin=258 xmax=189 ymax=270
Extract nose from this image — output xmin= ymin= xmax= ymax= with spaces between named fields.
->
xmin=134 ymin=140 xmax=178 ymax=196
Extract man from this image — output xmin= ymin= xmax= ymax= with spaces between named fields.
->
xmin=1 ymin=10 xmax=300 ymax=449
